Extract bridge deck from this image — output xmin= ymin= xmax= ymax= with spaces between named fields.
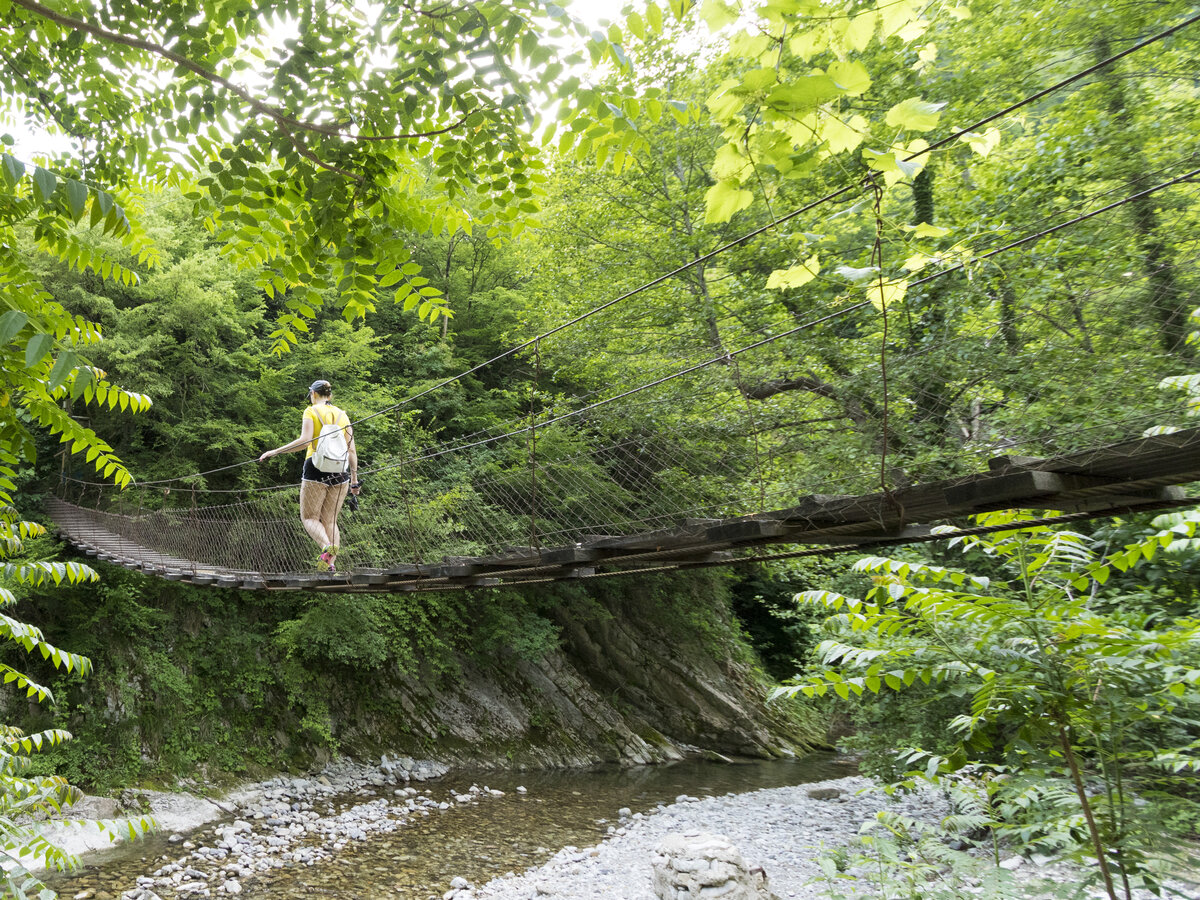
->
xmin=45 ymin=428 xmax=1200 ymax=592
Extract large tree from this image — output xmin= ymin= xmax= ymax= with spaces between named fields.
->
xmin=0 ymin=1 xmax=651 ymax=889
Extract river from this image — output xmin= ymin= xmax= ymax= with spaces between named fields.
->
xmin=47 ymin=753 xmax=852 ymax=900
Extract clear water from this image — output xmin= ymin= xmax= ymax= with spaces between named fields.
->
xmin=48 ymin=754 xmax=853 ymax=900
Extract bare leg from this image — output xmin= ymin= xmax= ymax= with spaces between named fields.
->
xmin=299 ymin=480 xmax=332 ymax=550
xmin=319 ymin=482 xmax=350 ymax=559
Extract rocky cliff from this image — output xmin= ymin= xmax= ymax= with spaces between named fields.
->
xmin=15 ymin=564 xmax=816 ymax=790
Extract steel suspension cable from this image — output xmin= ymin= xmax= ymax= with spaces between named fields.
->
xmin=64 ymin=11 xmax=1200 ymax=491
xmin=355 ymin=164 xmax=1200 ymax=479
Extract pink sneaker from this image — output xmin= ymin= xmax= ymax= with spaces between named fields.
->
xmin=318 ymin=550 xmax=335 ymax=573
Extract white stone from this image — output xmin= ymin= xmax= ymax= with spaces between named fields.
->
xmin=651 ymin=833 xmax=774 ymax=900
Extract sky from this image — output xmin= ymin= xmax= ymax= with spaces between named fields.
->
xmin=7 ymin=0 xmax=636 ymax=161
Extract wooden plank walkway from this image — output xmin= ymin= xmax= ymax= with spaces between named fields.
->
xmin=44 ymin=427 xmax=1200 ymax=593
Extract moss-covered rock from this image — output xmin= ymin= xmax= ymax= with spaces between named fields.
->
xmin=11 ymin=561 xmax=819 ymax=791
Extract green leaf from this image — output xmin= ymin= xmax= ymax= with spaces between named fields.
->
xmin=32 ymin=168 xmax=57 ymax=203
xmin=64 ymin=180 xmax=88 ymax=222
xmin=822 ymin=113 xmax=868 ymax=155
xmin=704 ymin=179 xmax=753 ymax=224
xmin=0 ymin=310 xmax=27 ymax=345
xmin=645 ymin=2 xmax=663 ymax=33
xmin=885 ymin=97 xmax=946 ymax=132
xmin=626 ymin=10 xmax=646 ymax=39
xmin=1 ymin=153 xmax=24 ymax=187
xmin=907 ymin=222 xmax=950 ymax=239
xmin=828 ymin=61 xmax=871 ymax=96
xmin=47 ymin=351 xmax=77 ymax=392
xmin=767 ymin=75 xmax=840 ymax=112
xmin=958 ymin=127 xmax=1001 ymax=158
xmin=867 ymin=278 xmax=908 ymax=310
xmin=766 ymin=254 xmax=821 ymax=290
xmin=701 ymin=0 xmax=738 ymax=31
xmin=25 ymin=333 xmax=52 ymax=369
xmin=843 ymin=10 xmax=877 ymax=51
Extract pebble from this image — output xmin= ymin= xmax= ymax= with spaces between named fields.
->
xmin=469 ymin=777 xmax=1187 ymax=900
xmin=82 ymin=756 xmax=485 ymax=899
xmin=68 ymin=767 xmax=1187 ymax=900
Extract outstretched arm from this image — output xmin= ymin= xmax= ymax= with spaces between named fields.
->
xmin=348 ymin=428 xmax=360 ymax=493
xmin=259 ymin=414 xmax=316 ymax=461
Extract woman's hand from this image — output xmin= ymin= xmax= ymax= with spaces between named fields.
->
xmin=259 ymin=449 xmax=275 ymax=462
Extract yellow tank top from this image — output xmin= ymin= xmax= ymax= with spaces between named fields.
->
xmin=304 ymin=404 xmax=351 ymax=458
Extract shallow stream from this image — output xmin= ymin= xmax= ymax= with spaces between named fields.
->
xmin=48 ymin=754 xmax=851 ymax=900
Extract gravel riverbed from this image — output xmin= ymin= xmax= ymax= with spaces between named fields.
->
xmin=470 ymin=778 xmax=1194 ymax=900
xmin=473 ymin=775 xmax=909 ymax=900
xmin=47 ymin=760 xmax=1194 ymax=900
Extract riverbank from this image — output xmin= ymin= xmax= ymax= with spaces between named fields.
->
xmin=44 ymin=759 xmax=1194 ymax=900
xmin=41 ymin=755 xmax=452 ymax=866
xmin=473 ymin=775 xmax=914 ymax=900
xmin=44 ymin=755 xmax=848 ymax=898
xmin=470 ymin=780 xmax=1194 ymax=900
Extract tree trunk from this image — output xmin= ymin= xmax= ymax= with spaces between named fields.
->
xmin=1093 ymin=36 xmax=1191 ymax=359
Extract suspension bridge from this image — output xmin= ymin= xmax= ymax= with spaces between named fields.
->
xmin=45 ymin=18 xmax=1200 ymax=591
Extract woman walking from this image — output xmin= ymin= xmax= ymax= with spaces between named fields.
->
xmin=259 ymin=379 xmax=360 ymax=572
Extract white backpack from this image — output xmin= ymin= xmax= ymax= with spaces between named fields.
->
xmin=311 ymin=408 xmax=351 ymax=474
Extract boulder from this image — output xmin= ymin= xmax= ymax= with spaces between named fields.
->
xmin=71 ymin=795 xmax=122 ymax=819
xmin=806 ymin=788 xmax=842 ymax=801
xmin=651 ymin=832 xmax=778 ymax=900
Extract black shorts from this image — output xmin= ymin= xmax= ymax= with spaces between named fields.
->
xmin=301 ymin=458 xmax=350 ymax=486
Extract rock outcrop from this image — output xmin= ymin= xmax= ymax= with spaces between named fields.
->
xmin=651 ymin=832 xmax=779 ymax=900
xmin=328 ymin=585 xmax=814 ymax=768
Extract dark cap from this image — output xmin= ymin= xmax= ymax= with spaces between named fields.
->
xmin=308 ymin=379 xmax=332 ymax=396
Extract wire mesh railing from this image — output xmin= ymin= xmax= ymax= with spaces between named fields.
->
xmin=48 ymin=14 xmax=1200 ymax=581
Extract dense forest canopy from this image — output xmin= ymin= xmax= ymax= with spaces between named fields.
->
xmin=0 ymin=0 xmax=1198 ymax=897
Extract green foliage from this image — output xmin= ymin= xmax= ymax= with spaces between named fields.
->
xmin=2 ymin=0 xmax=663 ymax=351
xmin=0 ymin=148 xmax=157 ymax=890
xmin=729 ymin=559 xmax=854 ymax=682
xmin=0 ymin=527 xmax=153 ymax=896
xmin=813 ymin=787 xmax=1020 ymax=900
xmin=784 ymin=511 xmax=1200 ymax=899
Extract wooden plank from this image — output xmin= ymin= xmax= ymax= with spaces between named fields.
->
xmin=1031 ymin=427 xmax=1200 ymax=479
xmin=378 ymin=564 xmax=428 ymax=578
xmin=541 ymin=546 xmax=605 ymax=565
xmin=987 ymin=454 xmax=1043 ymax=471
xmin=784 ymin=524 xmax=936 ymax=545
xmin=463 ymin=577 xmax=502 ymax=587
xmin=704 ymin=519 xmax=789 ymax=544
xmin=602 ymin=551 xmax=733 ymax=568
xmin=350 ymin=572 xmax=391 ymax=586
xmin=592 ymin=520 xmax=714 ymax=552
xmin=443 ymin=564 xmax=484 ymax=577
xmin=943 ymin=471 xmax=1106 ymax=511
xmin=767 ymin=495 xmax=861 ymax=525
